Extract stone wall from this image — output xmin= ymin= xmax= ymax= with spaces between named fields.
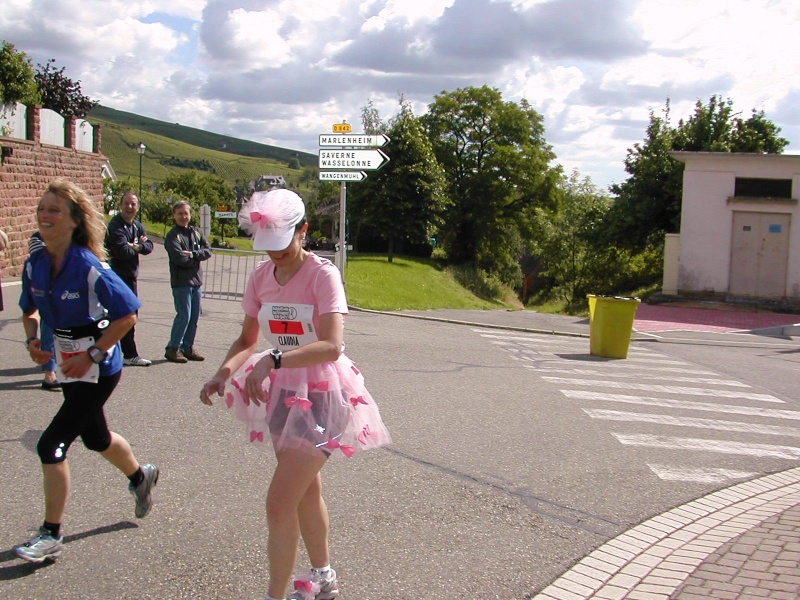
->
xmin=0 ymin=105 xmax=105 ymax=279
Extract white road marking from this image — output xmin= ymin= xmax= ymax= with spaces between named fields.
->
xmin=545 ymin=378 xmax=780 ymax=402
xmin=613 ymin=433 xmax=800 ymax=460
xmin=563 ymin=390 xmax=792 ymax=413
xmin=535 ymin=369 xmax=748 ymax=386
xmin=584 ymin=409 xmax=800 ymax=437
xmin=647 ymin=464 xmax=757 ymax=483
xmin=529 ymin=363 xmax=717 ymax=375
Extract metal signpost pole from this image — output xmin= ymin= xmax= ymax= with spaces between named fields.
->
xmin=339 ymin=181 xmax=347 ymax=281
xmin=319 ymin=122 xmax=389 ymax=284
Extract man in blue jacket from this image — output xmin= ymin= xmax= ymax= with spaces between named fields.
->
xmin=105 ymin=192 xmax=154 ymax=366
xmin=164 ymin=201 xmax=212 ymax=363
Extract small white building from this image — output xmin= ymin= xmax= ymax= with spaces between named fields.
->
xmin=665 ymin=152 xmax=800 ymax=300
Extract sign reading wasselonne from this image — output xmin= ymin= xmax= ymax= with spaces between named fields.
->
xmin=318 ymin=149 xmax=389 ymax=170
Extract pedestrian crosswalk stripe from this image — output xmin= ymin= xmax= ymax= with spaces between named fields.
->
xmin=545 ymin=378 xmax=780 ymax=402
xmin=613 ymin=433 xmax=800 ymax=460
xmin=584 ymin=409 xmax=800 ymax=438
xmin=647 ymin=464 xmax=757 ymax=483
xmin=563 ymin=390 xmax=793 ymax=413
xmin=528 ymin=364 xmax=717 ymax=375
xmin=535 ymin=369 xmax=748 ymax=387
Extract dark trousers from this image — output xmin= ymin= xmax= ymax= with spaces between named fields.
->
xmin=37 ymin=371 xmax=122 ymax=463
xmin=119 ymin=276 xmax=139 ymax=359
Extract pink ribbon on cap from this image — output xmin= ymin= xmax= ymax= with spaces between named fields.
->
xmin=250 ymin=212 xmax=271 ymax=228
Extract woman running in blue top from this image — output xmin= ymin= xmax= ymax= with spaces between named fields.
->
xmin=15 ymin=179 xmax=160 ymax=563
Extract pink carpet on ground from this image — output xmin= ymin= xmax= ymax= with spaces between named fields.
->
xmin=633 ymin=304 xmax=800 ymax=333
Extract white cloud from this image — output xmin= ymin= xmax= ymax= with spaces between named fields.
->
xmin=1 ymin=0 xmax=798 ymax=191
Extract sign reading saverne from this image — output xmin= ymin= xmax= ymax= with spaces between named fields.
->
xmin=318 ymin=149 xmax=389 ymax=170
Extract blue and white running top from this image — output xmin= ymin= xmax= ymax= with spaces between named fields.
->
xmin=20 ymin=243 xmax=142 ymax=377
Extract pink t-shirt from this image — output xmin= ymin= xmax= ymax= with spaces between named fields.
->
xmin=242 ymin=253 xmax=348 ymax=351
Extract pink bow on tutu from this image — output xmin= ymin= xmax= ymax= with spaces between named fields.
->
xmin=284 ymin=395 xmax=312 ymax=411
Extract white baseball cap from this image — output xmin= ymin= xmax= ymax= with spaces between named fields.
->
xmin=239 ymin=189 xmax=306 ymax=251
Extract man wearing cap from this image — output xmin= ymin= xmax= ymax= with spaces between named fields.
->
xmin=163 ymin=201 xmax=212 ymax=363
xmin=105 ymin=191 xmax=154 ymax=366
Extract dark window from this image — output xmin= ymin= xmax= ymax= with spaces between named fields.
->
xmin=734 ymin=178 xmax=792 ymax=198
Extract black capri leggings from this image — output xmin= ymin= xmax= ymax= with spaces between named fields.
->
xmin=37 ymin=372 xmax=122 ymax=464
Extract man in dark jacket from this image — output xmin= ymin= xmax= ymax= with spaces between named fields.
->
xmin=105 ymin=192 xmax=154 ymax=366
xmin=164 ymin=201 xmax=212 ymax=363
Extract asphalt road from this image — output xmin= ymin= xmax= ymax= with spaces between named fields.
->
xmin=2 ymin=246 xmax=799 ymax=599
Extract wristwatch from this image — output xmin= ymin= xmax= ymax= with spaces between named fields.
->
xmin=270 ymin=348 xmax=282 ymax=369
xmin=87 ymin=345 xmax=106 ymax=364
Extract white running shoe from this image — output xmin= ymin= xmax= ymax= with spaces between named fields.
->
xmin=124 ymin=356 xmax=152 ymax=367
xmin=13 ymin=527 xmax=64 ymax=563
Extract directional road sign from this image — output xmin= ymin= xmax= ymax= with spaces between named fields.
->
xmin=319 ymin=171 xmax=368 ymax=182
xmin=319 ymin=133 xmax=390 ymax=148
xmin=318 ymin=149 xmax=389 ymax=170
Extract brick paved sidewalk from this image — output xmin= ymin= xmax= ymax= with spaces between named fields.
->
xmin=532 ymin=468 xmax=800 ymax=600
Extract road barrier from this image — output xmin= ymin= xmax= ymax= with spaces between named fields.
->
xmin=202 ymin=249 xmax=335 ymax=301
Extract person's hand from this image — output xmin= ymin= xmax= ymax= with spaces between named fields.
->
xmin=244 ymin=355 xmax=272 ymax=406
xmin=180 ymin=250 xmax=193 ymax=257
xmin=200 ymin=375 xmax=227 ymax=406
xmin=26 ymin=339 xmax=53 ymax=366
xmin=140 ymin=235 xmax=148 ymax=243
xmin=60 ymin=351 xmax=93 ymax=380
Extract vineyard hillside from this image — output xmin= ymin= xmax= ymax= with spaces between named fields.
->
xmin=88 ymin=106 xmax=319 ymax=193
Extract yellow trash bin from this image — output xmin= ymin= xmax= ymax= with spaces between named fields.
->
xmin=586 ymin=295 xmax=641 ymax=359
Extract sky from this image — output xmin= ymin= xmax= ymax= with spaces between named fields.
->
xmin=2 ymin=0 xmax=799 ymax=191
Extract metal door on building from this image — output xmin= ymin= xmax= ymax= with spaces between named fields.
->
xmin=729 ymin=211 xmax=790 ymax=297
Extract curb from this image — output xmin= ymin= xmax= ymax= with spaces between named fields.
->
xmin=532 ymin=467 xmax=800 ymax=599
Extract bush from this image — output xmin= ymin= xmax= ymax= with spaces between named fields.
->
xmin=445 ymin=263 xmax=508 ymax=302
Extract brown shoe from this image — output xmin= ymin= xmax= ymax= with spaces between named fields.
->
xmin=182 ymin=347 xmax=205 ymax=361
xmin=164 ymin=348 xmax=188 ymax=363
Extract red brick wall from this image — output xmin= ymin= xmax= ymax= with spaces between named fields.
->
xmin=0 ymin=106 xmax=106 ymax=278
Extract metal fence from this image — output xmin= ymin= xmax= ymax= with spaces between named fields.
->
xmin=202 ymin=249 xmax=336 ymax=301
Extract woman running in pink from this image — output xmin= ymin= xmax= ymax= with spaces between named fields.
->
xmin=200 ymin=189 xmax=391 ymax=600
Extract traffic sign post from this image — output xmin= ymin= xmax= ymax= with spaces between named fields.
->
xmin=318 ymin=149 xmax=389 ymax=170
xmin=319 ymin=171 xmax=367 ymax=182
xmin=319 ymin=134 xmax=390 ymax=147
xmin=319 ymin=123 xmax=391 ymax=280
xmin=214 ymin=210 xmax=238 ymax=243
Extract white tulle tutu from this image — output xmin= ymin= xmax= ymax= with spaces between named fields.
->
xmin=225 ymin=350 xmax=391 ymax=458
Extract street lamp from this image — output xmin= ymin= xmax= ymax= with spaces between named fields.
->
xmin=136 ymin=142 xmax=146 ymax=220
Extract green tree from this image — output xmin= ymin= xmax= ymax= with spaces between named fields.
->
xmin=421 ymin=85 xmax=559 ymax=284
xmin=102 ymin=177 xmax=137 ymax=214
xmin=145 ymin=189 xmax=192 ymax=237
xmin=0 ymin=41 xmax=41 ymax=123
xmin=159 ymin=170 xmax=236 ymax=238
xmin=606 ymin=103 xmax=680 ymax=250
xmin=160 ymin=170 xmax=235 ymax=211
xmin=609 ymin=96 xmax=789 ymax=251
xmin=35 ymin=58 xmax=97 ymax=117
xmin=532 ymin=172 xmax=616 ymax=306
xmin=351 ymin=97 xmax=449 ymax=262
